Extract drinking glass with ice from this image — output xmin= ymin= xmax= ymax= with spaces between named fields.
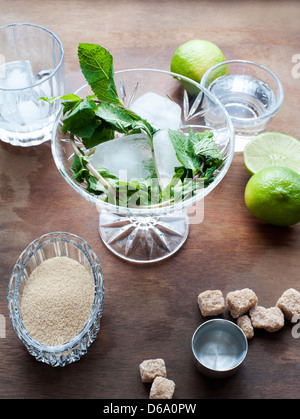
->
xmin=0 ymin=23 xmax=64 ymax=146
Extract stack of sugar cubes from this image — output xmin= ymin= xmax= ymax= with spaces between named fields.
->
xmin=197 ymin=287 xmax=300 ymax=339
xmin=139 ymin=358 xmax=175 ymax=399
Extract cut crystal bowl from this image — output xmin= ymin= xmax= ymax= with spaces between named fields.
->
xmin=51 ymin=69 xmax=235 ymax=263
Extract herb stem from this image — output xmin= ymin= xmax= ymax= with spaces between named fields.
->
xmin=70 ymin=137 xmax=116 ymax=196
xmin=70 ymin=137 xmax=177 ymax=209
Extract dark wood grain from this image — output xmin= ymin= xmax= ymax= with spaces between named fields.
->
xmin=1 ymin=0 xmax=300 ymax=399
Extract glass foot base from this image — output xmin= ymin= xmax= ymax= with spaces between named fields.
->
xmin=99 ymin=210 xmax=189 ymax=263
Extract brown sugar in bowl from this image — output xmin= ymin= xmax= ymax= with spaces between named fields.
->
xmin=8 ymin=232 xmax=104 ymax=367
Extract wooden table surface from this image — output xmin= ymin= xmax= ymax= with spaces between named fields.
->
xmin=1 ymin=0 xmax=300 ymax=400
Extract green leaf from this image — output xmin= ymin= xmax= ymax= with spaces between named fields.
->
xmin=130 ymin=118 xmax=157 ymax=143
xmin=86 ymin=175 xmax=117 ymax=195
xmin=95 ymin=167 xmax=119 ymax=180
xmin=82 ymin=123 xmax=115 ymax=149
xmin=173 ymin=178 xmax=203 ymax=203
xmin=193 ymin=130 xmax=223 ymax=165
xmin=71 ymin=153 xmax=89 ymax=183
xmin=60 ymin=94 xmax=83 ymax=101
xmin=40 ymin=93 xmax=82 ymax=104
xmin=78 ymin=43 xmax=122 ymax=105
xmin=95 ymin=102 xmax=156 ymax=142
xmin=62 ymin=97 xmax=99 ymax=138
xmin=95 ymin=102 xmax=134 ymax=132
xmin=168 ymin=129 xmax=201 ymax=176
xmin=40 ymin=94 xmax=83 ymax=115
xmin=40 ymin=96 xmax=60 ymax=104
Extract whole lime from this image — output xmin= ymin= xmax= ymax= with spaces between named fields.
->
xmin=245 ymin=166 xmax=300 ymax=226
xmin=170 ymin=40 xmax=227 ymax=83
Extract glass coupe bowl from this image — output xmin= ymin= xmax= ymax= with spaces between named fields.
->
xmin=51 ymin=69 xmax=235 ymax=263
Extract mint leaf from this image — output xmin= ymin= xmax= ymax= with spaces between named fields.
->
xmin=78 ymin=43 xmax=122 ymax=105
xmin=95 ymin=102 xmax=156 ymax=142
xmin=40 ymin=93 xmax=81 ymax=104
xmin=94 ymin=167 xmax=119 ymax=180
xmin=193 ymin=130 xmax=223 ymax=165
xmin=71 ymin=153 xmax=90 ymax=183
xmin=168 ymin=129 xmax=201 ymax=176
xmin=174 ymin=178 xmax=203 ymax=203
xmin=168 ymin=127 xmax=223 ymax=189
xmin=95 ymin=102 xmax=134 ymax=132
xmin=86 ymin=170 xmax=118 ymax=196
xmin=40 ymin=94 xmax=83 ymax=115
xmin=82 ymin=123 xmax=115 ymax=149
xmin=62 ymin=97 xmax=99 ymax=138
xmin=40 ymin=96 xmax=60 ymax=104
xmin=130 ymin=117 xmax=157 ymax=143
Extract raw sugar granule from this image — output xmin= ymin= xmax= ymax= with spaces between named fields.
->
xmin=20 ymin=256 xmax=95 ymax=346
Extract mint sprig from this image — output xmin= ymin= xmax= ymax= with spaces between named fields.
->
xmin=43 ymin=43 xmax=223 ymax=208
xmin=42 ymin=43 xmax=157 ymax=149
xmin=168 ymin=127 xmax=223 ymax=187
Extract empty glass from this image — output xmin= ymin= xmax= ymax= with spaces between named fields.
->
xmin=0 ymin=23 xmax=64 ymax=146
xmin=201 ymin=60 xmax=284 ymax=151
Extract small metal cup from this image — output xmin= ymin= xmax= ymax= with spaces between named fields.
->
xmin=191 ymin=318 xmax=248 ymax=379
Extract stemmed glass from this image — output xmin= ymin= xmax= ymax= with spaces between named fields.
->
xmin=51 ymin=69 xmax=235 ymax=263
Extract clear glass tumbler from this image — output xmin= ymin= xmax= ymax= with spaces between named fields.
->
xmin=201 ymin=60 xmax=284 ymax=151
xmin=0 ymin=23 xmax=64 ymax=146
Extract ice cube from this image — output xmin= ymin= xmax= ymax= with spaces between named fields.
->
xmin=0 ymin=91 xmax=21 ymax=122
xmin=0 ymin=60 xmax=34 ymax=89
xmin=18 ymin=99 xmax=48 ymax=123
xmin=90 ymin=133 xmax=156 ymax=182
xmin=153 ymin=129 xmax=181 ymax=189
xmin=130 ymin=92 xmax=182 ymax=130
xmin=0 ymin=60 xmax=50 ymax=125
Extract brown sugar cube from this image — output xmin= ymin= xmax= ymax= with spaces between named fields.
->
xmin=250 ymin=306 xmax=284 ymax=333
xmin=139 ymin=358 xmax=167 ymax=383
xmin=197 ymin=290 xmax=225 ymax=317
xmin=237 ymin=315 xmax=254 ymax=339
xmin=149 ymin=376 xmax=175 ymax=399
xmin=276 ymin=288 xmax=300 ymax=322
xmin=226 ymin=288 xmax=258 ymax=318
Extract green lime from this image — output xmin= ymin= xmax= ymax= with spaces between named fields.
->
xmin=243 ymin=132 xmax=300 ymax=175
xmin=245 ymin=166 xmax=300 ymax=226
xmin=170 ymin=40 xmax=227 ymax=84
